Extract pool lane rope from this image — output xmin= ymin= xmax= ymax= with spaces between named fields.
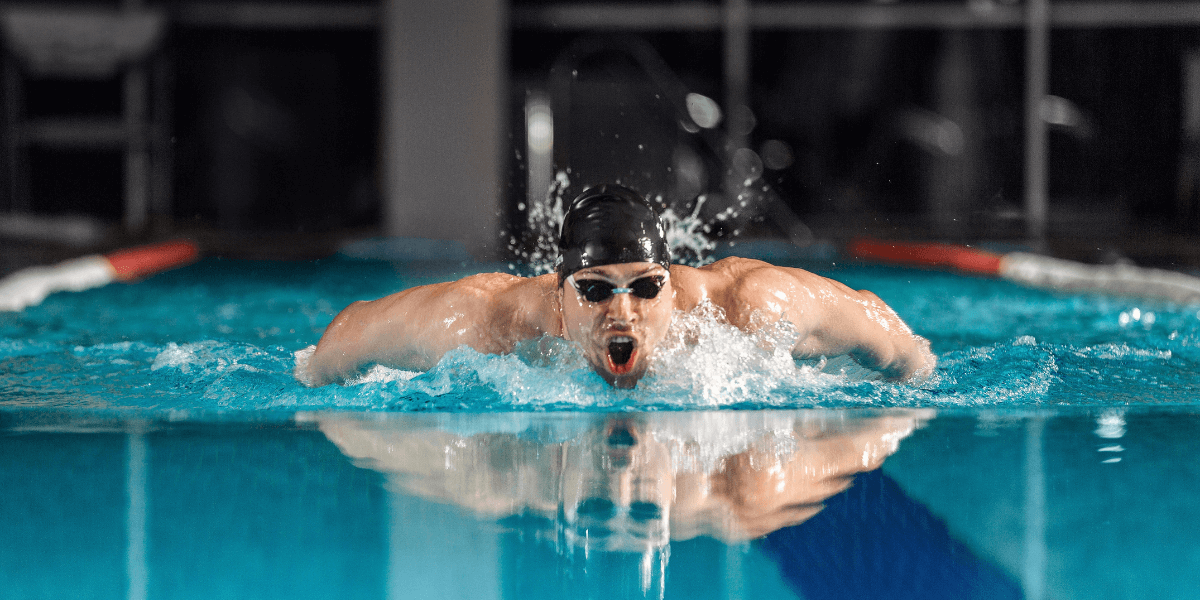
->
xmin=5 ymin=236 xmax=1196 ymax=310
xmin=848 ymin=238 xmax=1200 ymax=304
xmin=0 ymin=240 xmax=199 ymax=311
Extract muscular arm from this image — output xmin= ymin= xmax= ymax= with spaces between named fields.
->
xmin=685 ymin=259 xmax=935 ymax=382
xmin=792 ymin=281 xmax=935 ymax=381
xmin=300 ymin=273 xmax=557 ymax=386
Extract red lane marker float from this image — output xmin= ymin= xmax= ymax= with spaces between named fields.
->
xmin=105 ymin=240 xmax=200 ymax=282
xmin=847 ymin=238 xmax=1003 ymax=276
xmin=0 ymin=239 xmax=199 ymax=311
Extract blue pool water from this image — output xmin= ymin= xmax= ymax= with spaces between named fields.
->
xmin=2 ymin=254 xmax=1198 ymax=411
xmin=2 ymin=252 xmax=1199 ymax=599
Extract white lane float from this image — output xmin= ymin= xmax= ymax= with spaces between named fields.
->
xmin=849 ymin=238 xmax=1200 ymax=305
xmin=0 ymin=240 xmax=199 ymax=311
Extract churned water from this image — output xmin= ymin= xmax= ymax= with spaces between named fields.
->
xmin=4 ymin=251 xmax=1200 ymax=600
xmin=1 ymin=253 xmax=1197 ymax=412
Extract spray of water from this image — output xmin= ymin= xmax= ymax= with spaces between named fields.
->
xmin=507 ymin=171 xmax=730 ymax=275
xmin=508 ymin=171 xmax=572 ymax=275
xmin=659 ymin=193 xmax=717 ymax=266
xmin=291 ymin=302 xmax=870 ymax=411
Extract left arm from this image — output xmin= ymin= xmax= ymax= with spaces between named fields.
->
xmin=721 ymin=263 xmax=935 ymax=382
xmin=800 ymin=282 xmax=934 ymax=381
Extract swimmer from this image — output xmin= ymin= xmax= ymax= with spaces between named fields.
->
xmin=301 ymin=184 xmax=936 ymax=388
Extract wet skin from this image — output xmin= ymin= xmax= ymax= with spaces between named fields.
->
xmin=314 ymin=410 xmax=931 ymax=542
xmin=559 ymin=263 xmax=674 ymax=388
xmin=301 ymin=257 xmax=936 ymax=387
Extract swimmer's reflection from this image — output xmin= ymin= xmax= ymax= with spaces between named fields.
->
xmin=314 ymin=411 xmax=1022 ymax=600
xmin=316 ymin=411 xmax=920 ymax=541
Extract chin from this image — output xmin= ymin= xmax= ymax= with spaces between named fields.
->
xmin=595 ymin=361 xmax=649 ymax=389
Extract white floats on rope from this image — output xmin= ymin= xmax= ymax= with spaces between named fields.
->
xmin=1000 ymin=252 xmax=1200 ymax=304
xmin=0 ymin=240 xmax=198 ymax=311
xmin=849 ymin=238 xmax=1200 ymax=304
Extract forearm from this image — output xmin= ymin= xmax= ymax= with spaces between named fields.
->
xmin=797 ymin=290 xmax=935 ymax=383
xmin=849 ymin=289 xmax=936 ymax=382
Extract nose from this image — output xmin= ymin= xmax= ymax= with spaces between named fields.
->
xmin=607 ymin=291 xmax=637 ymax=323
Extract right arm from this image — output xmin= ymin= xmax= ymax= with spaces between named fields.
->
xmin=300 ymin=273 xmax=547 ymax=386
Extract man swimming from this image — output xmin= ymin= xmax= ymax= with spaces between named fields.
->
xmin=301 ymin=184 xmax=935 ymax=388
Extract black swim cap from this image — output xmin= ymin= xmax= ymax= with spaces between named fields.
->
xmin=555 ymin=184 xmax=671 ymax=285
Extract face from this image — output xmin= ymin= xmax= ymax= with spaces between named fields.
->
xmin=559 ymin=262 xmax=674 ymax=388
xmin=560 ymin=418 xmax=673 ymax=551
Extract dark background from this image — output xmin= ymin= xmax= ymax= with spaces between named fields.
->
xmin=4 ymin=1 xmax=1199 ymax=264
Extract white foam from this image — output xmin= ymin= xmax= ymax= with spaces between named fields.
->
xmin=646 ymin=301 xmax=846 ymax=406
xmin=151 ymin=341 xmax=217 ymax=374
xmin=292 ymin=345 xmax=317 ymax=386
xmin=289 ymin=303 xmax=895 ymax=410
xmin=151 ymin=340 xmax=272 ymax=376
xmin=644 ymin=411 xmax=801 ymax=472
xmin=348 ymin=365 xmax=421 ymax=385
xmin=1072 ymin=343 xmax=1172 ymax=361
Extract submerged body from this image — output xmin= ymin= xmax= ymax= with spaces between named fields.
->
xmin=301 ymin=256 xmax=935 ymax=388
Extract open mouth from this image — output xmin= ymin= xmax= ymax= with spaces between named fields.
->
xmin=607 ymin=336 xmax=636 ymax=373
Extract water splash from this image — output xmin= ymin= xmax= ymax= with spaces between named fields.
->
xmin=284 ymin=304 xmax=881 ymax=411
xmin=8 ymin=258 xmax=1200 ymax=412
xmin=658 ymin=194 xmax=717 ymax=266
xmin=508 ymin=171 xmax=572 ymax=275
xmin=646 ymin=301 xmax=829 ymax=405
xmin=507 ymin=171 xmax=726 ymax=275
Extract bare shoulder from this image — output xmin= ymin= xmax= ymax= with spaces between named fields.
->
xmin=671 ymin=257 xmax=829 ymax=315
xmin=673 ymin=258 xmax=934 ymax=381
xmin=306 ymin=271 xmax=558 ymax=385
xmin=373 ymin=271 xmax=557 ymax=324
xmin=687 ymin=256 xmax=827 ymax=284
xmin=430 ymin=271 xmax=560 ymax=343
xmin=488 ymin=273 xmax=561 ymax=333
xmin=321 ymin=272 xmax=528 ymax=342
xmin=416 ymin=271 xmax=527 ymax=300
xmin=670 ymin=257 xmax=765 ymax=298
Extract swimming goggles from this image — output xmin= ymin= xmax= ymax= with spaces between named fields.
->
xmin=567 ymin=273 xmax=667 ymax=303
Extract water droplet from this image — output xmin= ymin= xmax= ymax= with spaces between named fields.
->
xmin=685 ymin=93 xmax=722 ymax=129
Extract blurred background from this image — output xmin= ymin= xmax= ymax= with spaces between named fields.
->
xmin=2 ymin=0 xmax=1200 ymax=268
